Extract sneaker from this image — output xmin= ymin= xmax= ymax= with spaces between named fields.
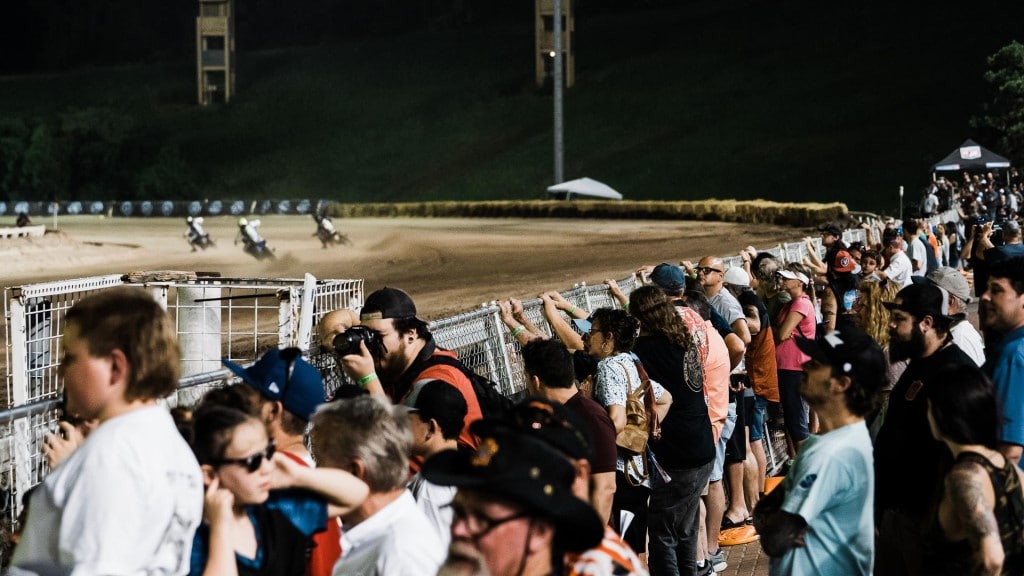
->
xmin=709 ymin=548 xmax=728 ymax=572
xmin=696 ymin=559 xmax=716 ymax=576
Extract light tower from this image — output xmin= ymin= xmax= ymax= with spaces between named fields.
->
xmin=196 ymin=0 xmax=236 ymax=105
xmin=535 ymin=0 xmax=575 ymax=88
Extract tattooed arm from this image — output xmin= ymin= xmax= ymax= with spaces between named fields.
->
xmin=946 ymin=462 xmax=1004 ymax=576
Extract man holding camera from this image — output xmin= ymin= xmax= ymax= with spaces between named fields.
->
xmin=333 ymin=287 xmax=483 ymax=451
xmin=966 ymin=218 xmax=1024 ymax=299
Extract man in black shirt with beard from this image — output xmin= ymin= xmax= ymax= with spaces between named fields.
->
xmin=873 ymin=283 xmax=980 ymax=576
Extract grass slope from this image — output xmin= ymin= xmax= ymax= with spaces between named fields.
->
xmin=2 ymin=0 xmax=1022 ymax=214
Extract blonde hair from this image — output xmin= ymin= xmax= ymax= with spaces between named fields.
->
xmin=855 ymin=280 xmax=898 ymax=346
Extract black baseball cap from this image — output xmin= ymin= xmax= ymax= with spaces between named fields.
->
xmin=795 ymin=325 xmax=886 ymax=385
xmin=883 ymin=283 xmax=952 ymax=325
xmin=403 ymin=379 xmax=468 ymax=440
xmin=819 ymin=222 xmax=843 ymax=237
xmin=360 ymin=287 xmax=420 ymax=321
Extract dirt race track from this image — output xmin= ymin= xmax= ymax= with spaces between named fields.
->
xmin=1 ymin=215 xmax=805 ymax=319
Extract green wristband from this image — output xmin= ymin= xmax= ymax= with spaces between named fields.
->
xmin=357 ymin=373 xmax=378 ymax=387
xmin=511 ymin=326 xmax=525 ymax=337
xmin=568 ymin=305 xmax=577 ymax=315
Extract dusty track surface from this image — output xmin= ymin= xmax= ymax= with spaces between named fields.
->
xmin=1 ymin=215 xmax=804 ymax=319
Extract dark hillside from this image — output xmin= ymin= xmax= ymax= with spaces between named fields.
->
xmin=1 ymin=1 xmax=1021 ymax=213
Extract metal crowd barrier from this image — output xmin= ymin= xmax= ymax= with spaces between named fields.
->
xmin=0 ymin=273 xmax=363 ymax=548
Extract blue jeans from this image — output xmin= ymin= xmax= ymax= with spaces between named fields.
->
xmin=648 ymin=460 xmax=715 ymax=576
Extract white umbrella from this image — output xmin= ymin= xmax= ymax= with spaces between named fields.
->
xmin=546 ymin=177 xmax=623 ymax=200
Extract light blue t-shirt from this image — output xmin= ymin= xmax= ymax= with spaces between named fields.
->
xmin=770 ymin=421 xmax=874 ymax=576
xmin=990 ymin=325 xmax=1024 ymax=449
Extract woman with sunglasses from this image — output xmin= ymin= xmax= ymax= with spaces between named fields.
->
xmin=773 ymin=264 xmax=816 ymax=453
xmin=586 ymin=307 xmax=671 ymax=561
xmin=188 ymin=403 xmax=368 ymax=576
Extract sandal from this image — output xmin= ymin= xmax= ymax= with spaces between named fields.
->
xmin=721 ymin=516 xmax=746 ymax=530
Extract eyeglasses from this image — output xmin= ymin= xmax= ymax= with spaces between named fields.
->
xmin=214 ymin=441 xmax=276 ymax=473
xmin=449 ymin=501 xmax=530 ymax=539
xmin=696 ymin=267 xmax=724 ymax=275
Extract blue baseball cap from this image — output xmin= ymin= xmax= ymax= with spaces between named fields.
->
xmin=650 ymin=263 xmax=687 ymax=292
xmin=222 ymin=347 xmax=325 ymax=421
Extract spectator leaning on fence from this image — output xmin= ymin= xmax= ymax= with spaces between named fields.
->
xmin=11 ymin=286 xmax=204 ymax=576
xmin=334 ymin=287 xmax=484 ymax=452
xmin=586 ymin=308 xmax=672 ymax=557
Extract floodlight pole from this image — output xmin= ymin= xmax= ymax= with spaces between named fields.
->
xmin=553 ymin=0 xmax=565 ymax=185
xmin=899 ymin=185 xmax=904 ymax=220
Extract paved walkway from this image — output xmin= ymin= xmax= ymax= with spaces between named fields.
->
xmin=719 ymin=541 xmax=770 ymax=576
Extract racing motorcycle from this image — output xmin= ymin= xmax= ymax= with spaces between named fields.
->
xmin=235 ymin=218 xmax=276 ymax=261
xmin=313 ymin=213 xmax=351 ymax=248
xmin=184 ymin=216 xmax=215 ymax=250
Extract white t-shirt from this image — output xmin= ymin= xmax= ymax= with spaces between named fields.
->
xmin=771 ymin=421 xmax=874 ymax=576
xmin=907 ymin=237 xmax=928 ymax=277
xmin=951 ymin=320 xmax=986 ymax=367
xmin=12 ymin=405 xmax=203 ymax=576
xmin=884 ymin=251 xmax=913 ymax=288
xmin=334 ymin=490 xmax=445 ymax=576
xmin=407 ymin=471 xmax=456 ymax=550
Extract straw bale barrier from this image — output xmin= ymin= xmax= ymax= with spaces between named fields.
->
xmin=325 ymin=199 xmax=848 ymax=227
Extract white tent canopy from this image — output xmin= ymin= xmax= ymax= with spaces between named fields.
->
xmin=546 ymin=177 xmax=623 ymax=200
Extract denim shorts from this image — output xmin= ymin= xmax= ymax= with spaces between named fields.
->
xmin=710 ymin=401 xmax=737 ymax=482
xmin=749 ymin=394 xmax=768 ymax=441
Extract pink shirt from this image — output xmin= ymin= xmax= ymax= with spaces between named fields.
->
xmin=774 ymin=294 xmax=816 ymax=371
xmin=704 ymin=320 xmax=731 ymax=442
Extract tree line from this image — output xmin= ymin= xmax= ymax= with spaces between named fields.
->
xmin=0 ymin=108 xmax=195 ymax=202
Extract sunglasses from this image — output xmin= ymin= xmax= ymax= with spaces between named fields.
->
xmin=214 ymin=441 xmax=276 ymax=473
xmin=696 ymin=266 xmax=724 ymax=275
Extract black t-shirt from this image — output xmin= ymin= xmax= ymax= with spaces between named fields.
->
xmin=874 ymin=343 xmax=975 ymax=518
xmin=633 ymin=333 xmax=715 ymax=470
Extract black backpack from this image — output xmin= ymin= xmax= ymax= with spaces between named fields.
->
xmin=412 ymin=354 xmax=515 ymax=420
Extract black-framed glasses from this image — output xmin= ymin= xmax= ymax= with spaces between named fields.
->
xmin=214 ymin=441 xmax=276 ymax=473
xmin=696 ymin=266 xmax=723 ymax=275
xmin=449 ymin=501 xmax=530 ymax=539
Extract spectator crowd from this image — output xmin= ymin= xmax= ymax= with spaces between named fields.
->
xmin=6 ymin=206 xmax=1024 ymax=576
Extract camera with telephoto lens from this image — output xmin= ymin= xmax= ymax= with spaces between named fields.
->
xmin=332 ymin=326 xmax=381 ymax=357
